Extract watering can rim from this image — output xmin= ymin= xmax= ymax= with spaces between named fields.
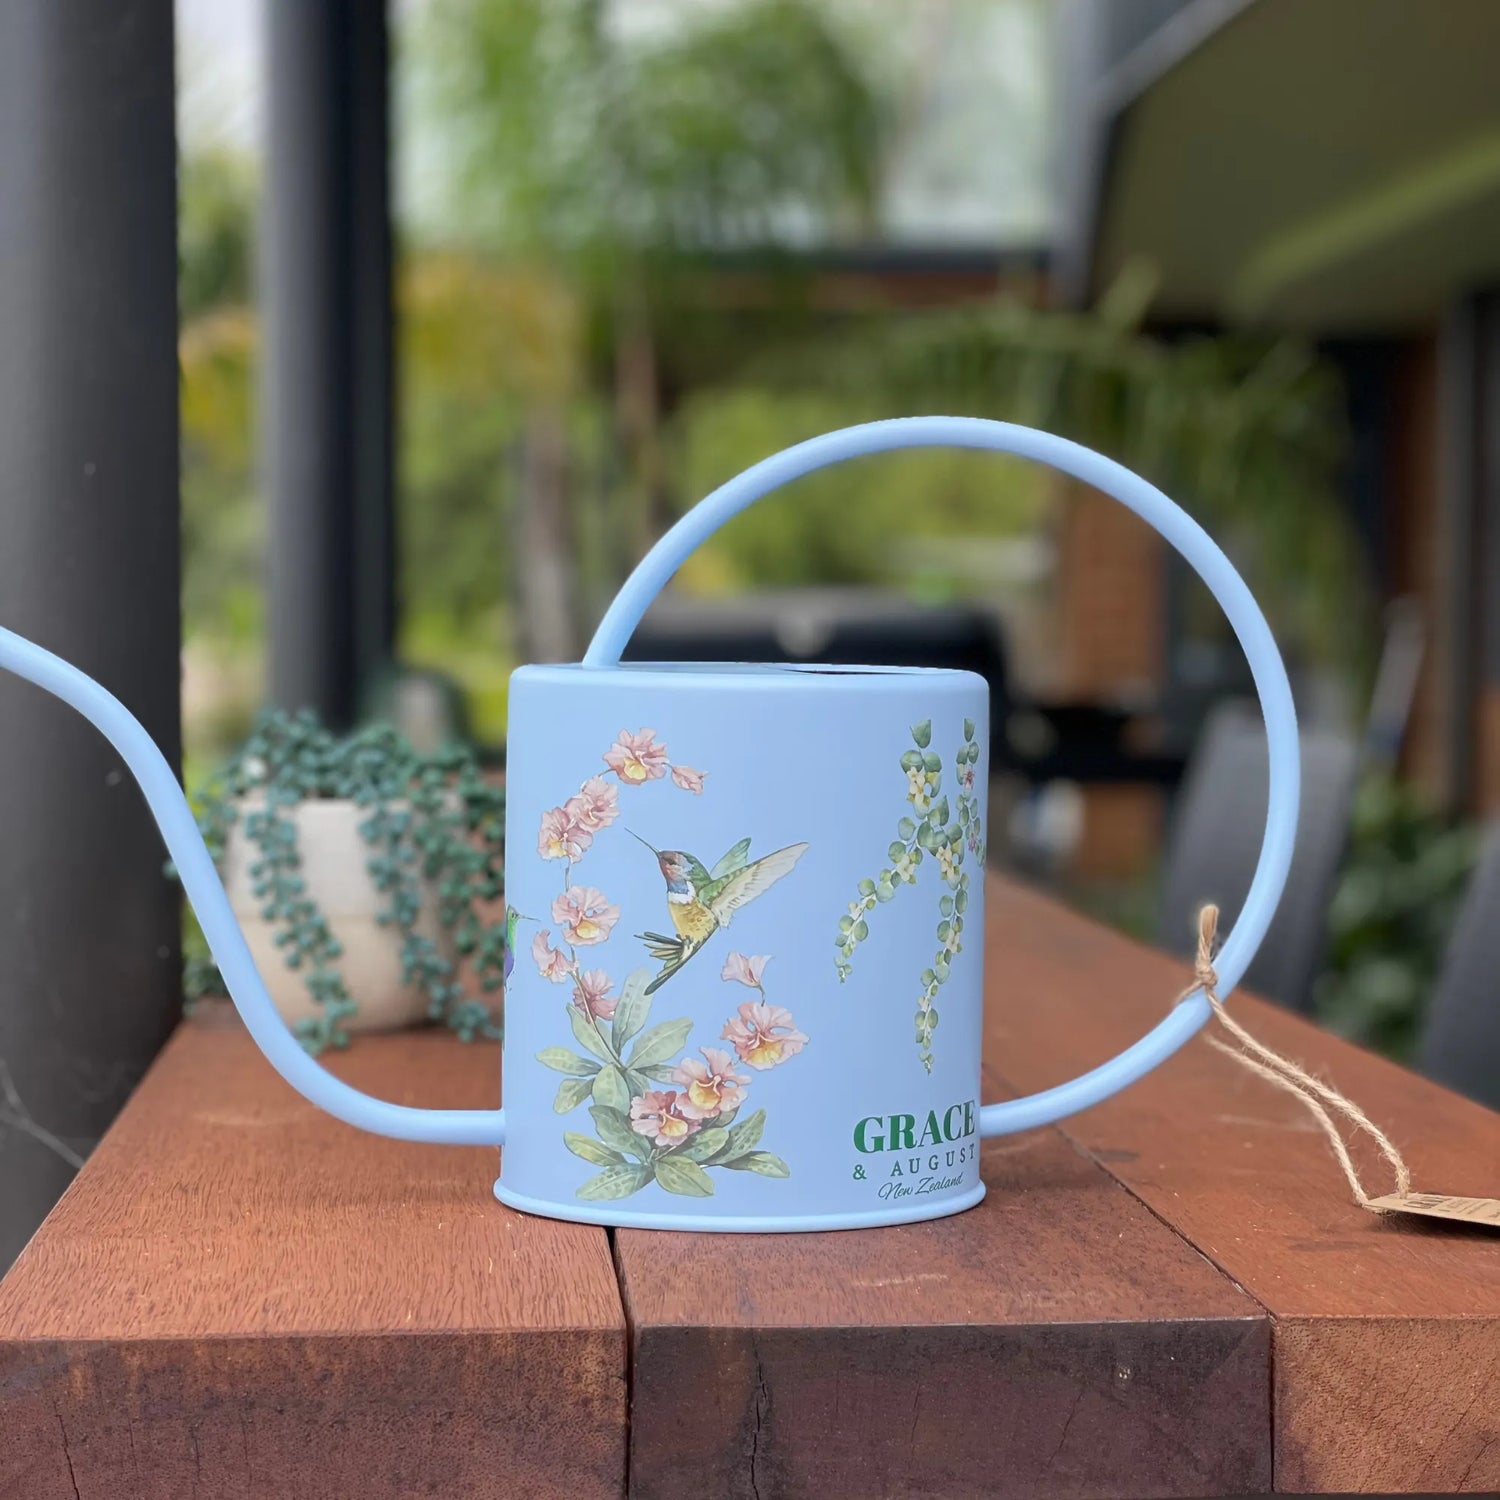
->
xmin=511 ymin=660 xmax=988 ymax=690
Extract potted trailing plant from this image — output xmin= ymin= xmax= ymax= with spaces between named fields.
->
xmin=1315 ymin=772 xmax=1477 ymax=1059
xmin=177 ymin=710 xmax=506 ymax=1053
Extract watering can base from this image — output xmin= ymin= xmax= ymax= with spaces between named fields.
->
xmin=493 ymin=1178 xmax=988 ymax=1233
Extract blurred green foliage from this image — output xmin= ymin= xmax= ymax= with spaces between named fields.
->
xmin=421 ymin=0 xmax=884 ymax=261
xmin=743 ymin=273 xmax=1365 ymax=673
xmin=1315 ymin=774 xmax=1477 ymax=1059
xmin=179 ymin=0 xmax=1368 ymax=768
xmin=178 ymin=151 xmax=256 ymax=321
xmin=666 ymin=387 xmax=1047 ymax=595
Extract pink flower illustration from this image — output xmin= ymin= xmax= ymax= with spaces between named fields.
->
xmin=628 ymin=1089 xmax=700 ymax=1146
xmin=532 ymin=930 xmax=576 ymax=983
xmin=603 ymin=728 xmax=670 ymax=785
xmin=672 ymin=1046 xmax=750 ymax=1120
xmin=720 ymin=951 xmax=769 ymax=990
xmin=565 ymin=775 xmax=620 ymax=832
xmin=572 ymin=968 xmax=617 ymax=1020
xmin=537 ymin=805 xmax=591 ymax=863
xmin=670 ymin=765 xmax=706 ymax=794
xmin=551 ymin=885 xmax=621 ymax=946
xmin=723 ymin=1001 xmax=808 ymax=1071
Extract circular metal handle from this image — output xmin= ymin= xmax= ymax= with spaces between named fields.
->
xmin=586 ymin=415 xmax=1301 ymax=1135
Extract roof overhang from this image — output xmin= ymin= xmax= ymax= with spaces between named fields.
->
xmin=1078 ymin=0 xmax=1500 ymax=332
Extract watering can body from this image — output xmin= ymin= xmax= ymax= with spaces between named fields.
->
xmin=501 ymin=662 xmax=990 ymax=1229
xmin=0 ymin=418 xmax=1301 ymax=1233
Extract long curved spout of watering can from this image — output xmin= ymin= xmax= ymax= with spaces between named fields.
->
xmin=0 ymin=625 xmax=506 ymax=1145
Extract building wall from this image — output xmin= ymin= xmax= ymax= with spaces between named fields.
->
xmin=1387 ymin=336 xmax=1447 ymax=799
xmin=1053 ymin=478 xmax=1166 ymax=879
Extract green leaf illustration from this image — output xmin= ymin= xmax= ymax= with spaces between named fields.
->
xmin=626 ymin=1017 xmax=694 ymax=1071
xmin=591 ymin=1064 xmax=632 ymax=1113
xmin=577 ymin=1164 xmax=654 ymax=1200
xmin=639 ymin=1064 xmax=678 ymax=1084
xmin=723 ymin=1151 xmax=791 ymax=1177
xmin=570 ymin=1006 xmax=614 ymax=1063
xmin=721 ymin=1107 xmax=765 ymax=1161
xmin=832 ymin=716 xmax=984 ymax=1068
xmin=565 ymin=1132 xmax=626 ymax=1167
xmin=536 ymin=1047 xmax=601 ymax=1077
xmin=611 ymin=969 xmax=652 ymax=1052
xmin=591 ymin=1104 xmax=646 ymax=1158
xmin=713 ymin=1105 xmax=740 ymax=1132
xmin=554 ymin=1076 xmax=594 ymax=1113
xmin=655 ymin=1156 xmax=714 ymax=1197
xmin=678 ymin=1126 xmax=729 ymax=1162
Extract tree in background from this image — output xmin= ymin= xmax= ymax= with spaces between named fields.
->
xmin=415 ymin=0 xmax=887 ymax=654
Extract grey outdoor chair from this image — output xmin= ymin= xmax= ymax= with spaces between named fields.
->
xmin=1417 ymin=823 xmax=1500 ymax=1110
xmin=1157 ymin=700 xmax=1361 ymax=1013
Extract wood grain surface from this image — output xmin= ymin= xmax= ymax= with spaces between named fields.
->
xmin=6 ymin=877 xmax=1499 ymax=1498
xmin=985 ymin=875 xmax=1500 ymax=1494
xmin=618 ymin=1098 xmax=1269 ymax=1499
xmin=0 ymin=1010 xmax=627 ymax=1499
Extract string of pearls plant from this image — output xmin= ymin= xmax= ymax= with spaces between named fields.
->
xmin=176 ymin=710 xmax=506 ymax=1053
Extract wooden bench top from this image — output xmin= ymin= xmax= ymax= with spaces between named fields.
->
xmin=987 ymin=879 xmax=1500 ymax=1495
xmin=0 ymin=1013 xmax=626 ymax=1500
xmin=2 ymin=873 xmax=1498 ymax=1498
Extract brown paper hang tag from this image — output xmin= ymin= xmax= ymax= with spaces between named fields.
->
xmin=1364 ymin=1192 xmax=1500 ymax=1227
xmin=1180 ymin=906 xmax=1500 ymax=1232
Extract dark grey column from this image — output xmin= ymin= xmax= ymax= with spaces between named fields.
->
xmin=0 ymin=1 xmax=182 ymax=1268
xmin=263 ymin=0 xmax=395 ymax=728
xmin=350 ymin=2 xmax=398 ymax=694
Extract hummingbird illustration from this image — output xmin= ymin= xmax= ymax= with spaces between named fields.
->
xmin=503 ymin=906 xmax=530 ymax=986
xmin=630 ymin=831 xmax=809 ymax=994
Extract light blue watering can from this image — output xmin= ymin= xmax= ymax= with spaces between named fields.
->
xmin=0 ymin=418 xmax=1299 ymax=1232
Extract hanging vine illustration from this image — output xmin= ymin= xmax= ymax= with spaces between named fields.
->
xmin=833 ymin=717 xmax=984 ymax=1072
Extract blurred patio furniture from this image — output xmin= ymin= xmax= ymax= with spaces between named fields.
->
xmin=1417 ymin=822 xmax=1500 ymax=1110
xmin=1361 ymin=596 xmax=1426 ymax=769
xmin=1157 ymin=700 xmax=1360 ymax=1012
xmin=360 ymin=663 xmax=473 ymax=755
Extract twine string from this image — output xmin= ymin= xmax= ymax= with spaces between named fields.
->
xmin=1181 ymin=905 xmax=1411 ymax=1210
